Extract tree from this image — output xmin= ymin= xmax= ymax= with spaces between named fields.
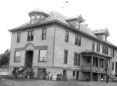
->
xmin=0 ymin=49 xmax=10 ymax=67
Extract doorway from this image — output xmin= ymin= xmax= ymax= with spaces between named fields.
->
xmin=25 ymin=50 xmax=33 ymax=67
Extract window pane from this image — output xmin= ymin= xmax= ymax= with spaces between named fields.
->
xmin=42 ymin=28 xmax=47 ymax=40
xmin=65 ymin=31 xmax=69 ymax=42
xmin=14 ymin=51 xmax=21 ymax=62
xmin=39 ymin=50 xmax=47 ymax=61
xmin=17 ymin=32 xmax=21 ymax=43
xmin=27 ymin=30 xmax=34 ymax=41
xmin=16 ymin=51 xmax=21 ymax=57
xmin=64 ymin=50 xmax=68 ymax=64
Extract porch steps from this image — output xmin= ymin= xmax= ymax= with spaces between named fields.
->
xmin=105 ymin=73 xmax=117 ymax=82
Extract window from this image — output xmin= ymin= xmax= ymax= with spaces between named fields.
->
xmin=42 ymin=28 xmax=47 ymax=40
xmin=102 ymin=45 xmax=108 ymax=54
xmin=27 ymin=30 xmax=34 ymax=41
xmin=63 ymin=70 xmax=67 ymax=76
xmin=74 ymin=52 xmax=80 ymax=66
xmin=92 ymin=41 xmax=95 ymax=51
xmin=112 ymin=62 xmax=114 ymax=70
xmin=17 ymin=32 xmax=21 ymax=43
xmin=100 ymin=59 xmax=104 ymax=68
xmin=31 ymin=16 xmax=36 ymax=20
xmin=97 ymin=43 xmax=100 ymax=52
xmin=38 ymin=49 xmax=47 ymax=62
xmin=75 ymin=35 xmax=81 ymax=46
xmin=36 ymin=15 xmax=40 ymax=19
xmin=65 ymin=31 xmax=69 ymax=42
xmin=111 ymin=49 xmax=114 ymax=57
xmin=14 ymin=51 xmax=21 ymax=62
xmin=64 ymin=50 xmax=68 ymax=64
xmin=73 ymin=71 xmax=75 ymax=76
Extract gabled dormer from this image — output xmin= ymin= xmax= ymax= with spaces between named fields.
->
xmin=93 ymin=29 xmax=109 ymax=42
xmin=28 ymin=9 xmax=49 ymax=24
xmin=66 ymin=15 xmax=84 ymax=29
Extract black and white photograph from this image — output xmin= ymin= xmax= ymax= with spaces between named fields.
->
xmin=0 ymin=0 xmax=117 ymax=86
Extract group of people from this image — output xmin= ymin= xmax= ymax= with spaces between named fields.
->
xmin=12 ymin=67 xmax=33 ymax=79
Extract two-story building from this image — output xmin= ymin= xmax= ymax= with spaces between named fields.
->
xmin=9 ymin=9 xmax=117 ymax=81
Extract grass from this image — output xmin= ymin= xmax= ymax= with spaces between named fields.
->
xmin=0 ymin=79 xmax=117 ymax=86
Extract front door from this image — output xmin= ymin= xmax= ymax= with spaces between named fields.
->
xmin=25 ymin=50 xmax=33 ymax=67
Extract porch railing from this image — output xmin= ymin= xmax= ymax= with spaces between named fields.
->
xmin=81 ymin=65 xmax=105 ymax=73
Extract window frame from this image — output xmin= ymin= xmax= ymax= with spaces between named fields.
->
xmin=27 ymin=30 xmax=34 ymax=41
xmin=42 ymin=28 xmax=47 ymax=40
xmin=92 ymin=41 xmax=95 ymax=51
xmin=38 ymin=49 xmax=47 ymax=62
xmin=102 ymin=45 xmax=108 ymax=55
xmin=73 ymin=71 xmax=75 ymax=76
xmin=14 ymin=51 xmax=21 ymax=62
xmin=75 ymin=35 xmax=81 ymax=46
xmin=97 ymin=43 xmax=100 ymax=52
xmin=17 ymin=32 xmax=21 ymax=43
xmin=74 ymin=52 xmax=80 ymax=66
xmin=112 ymin=62 xmax=114 ymax=70
xmin=64 ymin=49 xmax=68 ymax=64
xmin=65 ymin=31 xmax=69 ymax=42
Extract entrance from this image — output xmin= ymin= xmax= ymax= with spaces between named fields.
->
xmin=38 ymin=68 xmax=47 ymax=80
xmin=25 ymin=50 xmax=33 ymax=67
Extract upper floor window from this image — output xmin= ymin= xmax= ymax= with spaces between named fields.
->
xmin=17 ymin=32 xmax=21 ymax=43
xmin=65 ymin=31 xmax=69 ymax=42
xmin=31 ymin=15 xmax=36 ymax=20
xmin=97 ymin=43 xmax=100 ymax=52
xmin=14 ymin=51 xmax=21 ymax=62
xmin=64 ymin=49 xmax=68 ymax=64
xmin=74 ymin=52 xmax=80 ymax=66
xmin=27 ymin=30 xmax=34 ymax=41
xmin=92 ymin=41 xmax=95 ymax=51
xmin=75 ymin=35 xmax=81 ymax=46
xmin=38 ymin=49 xmax=47 ymax=62
xmin=42 ymin=28 xmax=47 ymax=40
xmin=102 ymin=45 xmax=108 ymax=55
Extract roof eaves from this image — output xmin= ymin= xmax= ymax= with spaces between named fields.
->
xmin=8 ymin=19 xmax=117 ymax=49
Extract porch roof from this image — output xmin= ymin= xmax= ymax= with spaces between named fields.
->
xmin=81 ymin=50 xmax=112 ymax=59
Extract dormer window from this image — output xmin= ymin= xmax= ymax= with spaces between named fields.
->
xmin=37 ymin=15 xmax=40 ymax=19
xmin=31 ymin=16 xmax=36 ymax=20
xmin=28 ymin=10 xmax=49 ymax=24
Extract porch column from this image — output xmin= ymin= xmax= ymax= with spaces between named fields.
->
xmin=90 ymin=55 xmax=93 ymax=81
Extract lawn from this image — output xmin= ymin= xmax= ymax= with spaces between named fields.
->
xmin=0 ymin=80 xmax=117 ymax=86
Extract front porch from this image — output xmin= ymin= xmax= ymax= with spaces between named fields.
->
xmin=81 ymin=50 xmax=111 ymax=81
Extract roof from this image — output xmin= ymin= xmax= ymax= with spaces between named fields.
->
xmin=42 ymin=11 xmax=69 ymax=25
xmin=8 ymin=10 xmax=117 ymax=49
xmin=80 ymin=24 xmax=97 ymax=38
xmin=81 ymin=49 xmax=111 ymax=59
xmin=28 ymin=9 xmax=49 ymax=16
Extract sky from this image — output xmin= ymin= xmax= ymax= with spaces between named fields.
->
xmin=0 ymin=0 xmax=117 ymax=53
